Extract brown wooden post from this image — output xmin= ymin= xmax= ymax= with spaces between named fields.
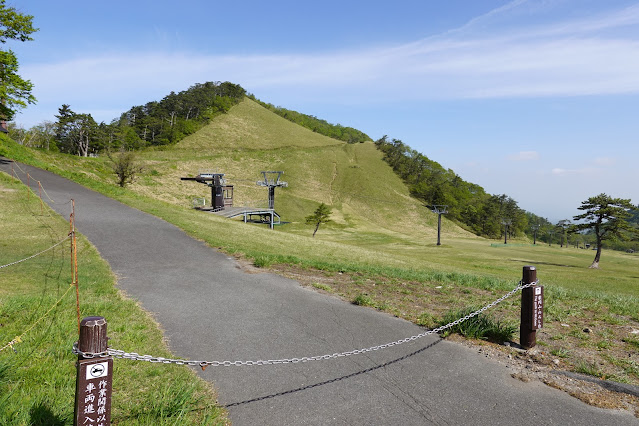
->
xmin=74 ymin=316 xmax=112 ymax=426
xmin=38 ymin=181 xmax=43 ymax=215
xmin=520 ymin=266 xmax=543 ymax=349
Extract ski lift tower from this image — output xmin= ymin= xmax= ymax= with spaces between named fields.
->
xmin=257 ymin=171 xmax=288 ymax=210
xmin=180 ymin=172 xmax=233 ymax=211
xmin=431 ymin=205 xmax=448 ymax=246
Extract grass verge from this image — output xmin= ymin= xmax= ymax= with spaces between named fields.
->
xmin=0 ymin=173 xmax=227 ymax=425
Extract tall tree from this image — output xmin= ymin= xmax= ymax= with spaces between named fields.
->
xmin=55 ymin=105 xmax=100 ymax=156
xmin=572 ymin=193 xmax=638 ymax=268
xmin=0 ymin=1 xmax=37 ymax=121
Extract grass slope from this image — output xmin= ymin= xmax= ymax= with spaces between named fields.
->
xmin=136 ymin=98 xmax=472 ymax=242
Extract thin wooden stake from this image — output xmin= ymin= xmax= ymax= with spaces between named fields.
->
xmin=38 ymin=181 xmax=43 ymax=215
xmin=70 ymin=200 xmax=81 ymax=334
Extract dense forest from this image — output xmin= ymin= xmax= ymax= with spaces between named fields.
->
xmin=374 ymin=136 xmax=552 ymax=239
xmin=10 ymin=81 xmax=245 ymax=155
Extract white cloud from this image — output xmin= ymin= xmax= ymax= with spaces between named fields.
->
xmin=594 ymin=156 xmax=616 ymax=166
xmin=20 ymin=2 xmax=639 ymax=107
xmin=508 ymin=151 xmax=539 ymax=161
xmin=551 ymin=167 xmax=599 ymax=176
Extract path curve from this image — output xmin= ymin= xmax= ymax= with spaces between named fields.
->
xmin=2 ymin=160 xmax=636 ymax=426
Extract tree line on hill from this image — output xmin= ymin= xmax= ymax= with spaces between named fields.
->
xmin=374 ymin=135 xmax=543 ymax=239
xmin=9 ymin=81 xmax=245 ymax=155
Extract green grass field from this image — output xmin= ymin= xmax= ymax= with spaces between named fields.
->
xmin=1 ymin=97 xmax=638 ymax=389
xmin=0 ymin=173 xmax=227 ymax=425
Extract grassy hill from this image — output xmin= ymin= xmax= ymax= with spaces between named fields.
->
xmin=125 ymin=98 xmax=474 ymax=242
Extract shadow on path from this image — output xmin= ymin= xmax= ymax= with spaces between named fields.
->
xmin=225 ymin=339 xmax=442 ymax=408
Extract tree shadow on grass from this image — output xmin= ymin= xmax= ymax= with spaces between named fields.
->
xmin=224 ymin=338 xmax=442 ymax=408
xmin=29 ymin=402 xmax=67 ymax=426
xmin=510 ymin=259 xmax=577 ymax=268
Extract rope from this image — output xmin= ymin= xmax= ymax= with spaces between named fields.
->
xmin=0 ymin=283 xmax=75 ymax=354
xmin=0 ymin=235 xmax=70 ymax=270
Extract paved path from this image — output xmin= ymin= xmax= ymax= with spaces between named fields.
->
xmin=2 ymin=160 xmax=636 ymax=425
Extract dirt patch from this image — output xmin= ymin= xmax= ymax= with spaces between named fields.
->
xmin=242 ymin=259 xmax=639 ymax=417
xmin=447 ymin=334 xmax=639 ymax=417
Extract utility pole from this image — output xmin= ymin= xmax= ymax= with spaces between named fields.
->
xmin=431 ymin=205 xmax=448 ymax=246
xmin=501 ymin=219 xmax=512 ymax=244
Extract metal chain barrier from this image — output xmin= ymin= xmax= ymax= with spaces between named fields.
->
xmin=73 ymin=280 xmax=537 ymax=369
xmin=0 ymin=235 xmax=71 ymax=270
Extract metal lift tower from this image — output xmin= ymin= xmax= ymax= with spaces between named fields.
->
xmin=180 ymin=172 xmax=233 ymax=211
xmin=257 ymin=171 xmax=288 ymax=210
xmin=431 ymin=205 xmax=448 ymax=246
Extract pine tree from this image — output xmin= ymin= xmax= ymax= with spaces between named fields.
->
xmin=305 ymin=203 xmax=332 ymax=237
xmin=572 ymin=193 xmax=638 ymax=268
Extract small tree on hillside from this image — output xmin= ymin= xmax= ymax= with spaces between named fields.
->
xmin=305 ymin=203 xmax=332 ymax=237
xmin=107 ymin=148 xmax=144 ymax=188
xmin=572 ymin=193 xmax=638 ymax=268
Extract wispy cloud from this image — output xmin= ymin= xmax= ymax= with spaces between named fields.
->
xmin=18 ymin=1 xmax=639 ymax=125
xmin=508 ymin=151 xmax=539 ymax=161
xmin=551 ymin=167 xmax=600 ymax=176
xmin=594 ymin=156 xmax=616 ymax=166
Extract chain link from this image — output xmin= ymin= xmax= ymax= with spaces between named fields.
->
xmin=72 ymin=280 xmax=538 ymax=369
xmin=0 ymin=235 xmax=70 ymax=270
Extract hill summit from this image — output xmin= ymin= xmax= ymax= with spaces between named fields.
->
xmin=130 ymin=98 xmax=471 ymax=242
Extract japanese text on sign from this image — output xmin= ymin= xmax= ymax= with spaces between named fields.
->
xmin=75 ymin=358 xmax=112 ymax=426
xmin=531 ymin=286 xmax=544 ymax=330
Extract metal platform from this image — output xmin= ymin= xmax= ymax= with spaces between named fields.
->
xmin=210 ymin=206 xmax=281 ymax=229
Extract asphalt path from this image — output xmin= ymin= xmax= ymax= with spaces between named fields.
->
xmin=2 ymin=160 xmax=636 ymax=425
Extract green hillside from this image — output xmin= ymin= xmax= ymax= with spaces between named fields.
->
xmin=133 ymin=98 xmax=473 ymax=242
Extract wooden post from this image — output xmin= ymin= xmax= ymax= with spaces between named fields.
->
xmin=38 ymin=181 xmax=43 ymax=215
xmin=520 ymin=266 xmax=543 ymax=349
xmin=74 ymin=316 xmax=113 ymax=426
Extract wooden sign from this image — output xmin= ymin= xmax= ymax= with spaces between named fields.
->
xmin=75 ymin=357 xmax=113 ymax=426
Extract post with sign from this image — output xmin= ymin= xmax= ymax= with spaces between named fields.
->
xmin=520 ymin=266 xmax=543 ymax=349
xmin=74 ymin=316 xmax=112 ymax=426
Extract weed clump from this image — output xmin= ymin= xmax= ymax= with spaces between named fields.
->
xmin=437 ymin=307 xmax=517 ymax=343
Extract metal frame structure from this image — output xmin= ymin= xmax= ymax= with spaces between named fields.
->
xmin=431 ymin=205 xmax=448 ymax=246
xmin=180 ymin=172 xmax=233 ymax=211
xmin=181 ymin=170 xmax=288 ymax=230
xmin=256 ymin=171 xmax=288 ymax=210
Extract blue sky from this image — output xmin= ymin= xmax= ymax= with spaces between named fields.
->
xmin=7 ymin=0 xmax=639 ymax=222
